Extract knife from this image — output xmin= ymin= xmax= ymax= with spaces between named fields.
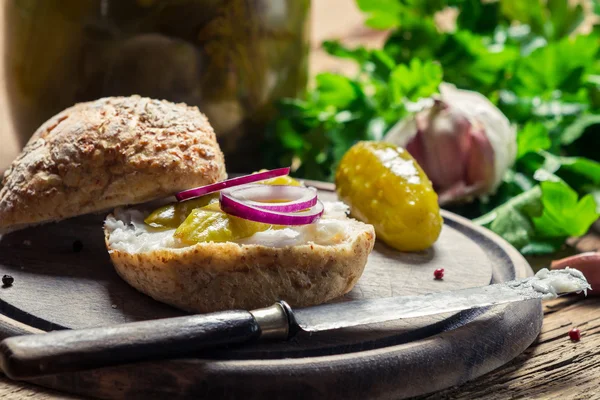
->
xmin=0 ymin=268 xmax=590 ymax=379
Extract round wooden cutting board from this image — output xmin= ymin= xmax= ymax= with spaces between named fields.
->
xmin=0 ymin=183 xmax=541 ymax=399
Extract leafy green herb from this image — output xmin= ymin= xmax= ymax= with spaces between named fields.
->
xmin=266 ymin=56 xmax=442 ymax=180
xmin=389 ymin=59 xmax=443 ymax=103
xmin=516 ymin=122 xmax=551 ymax=159
xmin=265 ymin=0 xmax=600 ymax=255
xmin=474 ymin=186 xmax=542 ymax=250
xmin=475 ymin=181 xmax=599 ymax=254
xmin=533 ymin=181 xmax=599 ymax=238
xmin=356 ymin=0 xmax=404 ymax=29
xmin=538 ymin=152 xmax=600 ymax=185
xmin=315 ymin=74 xmax=358 ymax=108
xmin=509 ymin=35 xmax=598 ymax=99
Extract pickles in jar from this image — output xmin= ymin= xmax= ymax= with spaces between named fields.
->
xmin=335 ymin=141 xmax=442 ymax=252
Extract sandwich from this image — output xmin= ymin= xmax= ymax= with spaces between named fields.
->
xmin=0 ymin=95 xmax=375 ymax=313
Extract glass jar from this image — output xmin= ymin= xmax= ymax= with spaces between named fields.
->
xmin=4 ymin=0 xmax=310 ymax=171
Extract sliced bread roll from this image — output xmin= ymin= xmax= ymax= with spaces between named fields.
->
xmin=0 ymin=96 xmax=226 ymax=233
xmin=104 ymin=203 xmax=375 ymax=313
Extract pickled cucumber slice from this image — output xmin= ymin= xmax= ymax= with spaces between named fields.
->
xmin=173 ymin=204 xmax=274 ymax=244
xmin=144 ymin=172 xmax=301 ymax=241
xmin=259 ymin=175 xmax=302 ymax=186
xmin=144 ymin=193 xmax=219 ymax=229
xmin=255 ymin=169 xmax=302 ymax=186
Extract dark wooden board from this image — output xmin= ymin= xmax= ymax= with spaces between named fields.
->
xmin=0 ymin=184 xmax=540 ymax=399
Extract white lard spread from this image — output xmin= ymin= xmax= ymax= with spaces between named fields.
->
xmin=105 ymin=201 xmax=354 ymax=253
xmin=527 ymin=267 xmax=591 ymax=299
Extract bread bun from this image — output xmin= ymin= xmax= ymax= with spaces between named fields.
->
xmin=0 ymin=96 xmax=226 ymax=233
xmin=104 ymin=204 xmax=375 ymax=313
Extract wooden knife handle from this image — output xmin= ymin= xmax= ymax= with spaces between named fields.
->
xmin=0 ymin=309 xmax=267 ymax=379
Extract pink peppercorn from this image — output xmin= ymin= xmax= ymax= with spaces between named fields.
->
xmin=568 ymin=328 xmax=581 ymax=342
xmin=434 ymin=269 xmax=444 ymax=280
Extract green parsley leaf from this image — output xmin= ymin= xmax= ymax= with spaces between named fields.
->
xmin=322 ymin=40 xmax=370 ymax=65
xmin=538 ymin=151 xmax=600 ymax=185
xmin=474 ymin=186 xmax=542 ymax=250
xmin=315 ymin=73 xmax=358 ymax=108
xmin=500 ymin=0 xmax=545 ymax=37
xmin=517 ymin=122 xmax=551 ymax=159
xmin=356 ymin=0 xmax=403 ymax=29
xmin=475 ymin=181 xmax=598 ymax=253
xmin=389 ymin=59 xmax=442 ymax=103
xmin=546 ymin=0 xmax=585 ymax=40
xmin=510 ymin=35 xmax=599 ymax=98
xmin=520 ymin=239 xmax=564 ymax=255
xmin=533 ymin=181 xmax=599 ymax=237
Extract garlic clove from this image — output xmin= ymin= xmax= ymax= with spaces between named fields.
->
xmin=465 ymin=123 xmax=495 ymax=192
xmin=384 ymin=83 xmax=516 ymax=205
xmin=439 ymin=83 xmax=516 ymax=192
xmin=419 ymin=103 xmax=472 ymax=192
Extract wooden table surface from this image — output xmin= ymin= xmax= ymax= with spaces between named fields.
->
xmin=1 ymin=1 xmax=600 ymax=399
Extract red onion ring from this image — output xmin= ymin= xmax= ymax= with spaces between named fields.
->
xmin=225 ymin=185 xmax=317 ymax=212
xmin=175 ymin=167 xmax=291 ymax=202
xmin=220 ymin=191 xmax=324 ymax=225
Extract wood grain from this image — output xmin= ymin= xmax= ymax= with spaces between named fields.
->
xmin=419 ymin=296 xmax=600 ymax=400
xmin=0 ymin=376 xmax=81 ymax=400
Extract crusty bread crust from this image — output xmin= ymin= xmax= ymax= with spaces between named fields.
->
xmin=105 ymin=221 xmax=375 ymax=313
xmin=0 ymin=96 xmax=226 ymax=233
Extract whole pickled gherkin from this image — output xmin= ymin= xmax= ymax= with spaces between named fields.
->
xmin=335 ymin=141 xmax=442 ymax=252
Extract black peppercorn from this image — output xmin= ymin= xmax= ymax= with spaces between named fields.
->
xmin=72 ymin=240 xmax=83 ymax=253
xmin=2 ymin=275 xmax=14 ymax=287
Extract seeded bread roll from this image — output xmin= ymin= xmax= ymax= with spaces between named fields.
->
xmin=0 ymin=96 xmax=226 ymax=233
xmin=104 ymin=206 xmax=375 ymax=313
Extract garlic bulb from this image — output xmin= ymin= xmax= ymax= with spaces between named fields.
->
xmin=384 ymin=83 xmax=517 ymax=204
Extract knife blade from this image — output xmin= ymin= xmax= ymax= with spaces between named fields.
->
xmin=0 ymin=268 xmax=590 ymax=379
xmin=295 ymin=267 xmax=590 ymax=332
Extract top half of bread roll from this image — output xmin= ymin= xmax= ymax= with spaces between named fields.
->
xmin=0 ymin=95 xmax=226 ymax=233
